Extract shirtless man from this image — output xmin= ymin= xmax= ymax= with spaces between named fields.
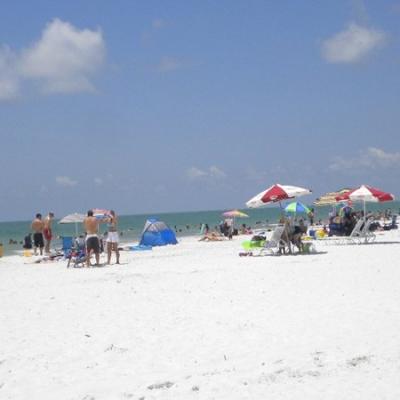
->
xmin=83 ymin=210 xmax=101 ymax=266
xmin=106 ymin=210 xmax=120 ymax=265
xmin=31 ymin=213 xmax=44 ymax=255
xmin=43 ymin=212 xmax=54 ymax=254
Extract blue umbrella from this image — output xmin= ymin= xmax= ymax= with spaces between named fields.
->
xmin=284 ymin=202 xmax=310 ymax=214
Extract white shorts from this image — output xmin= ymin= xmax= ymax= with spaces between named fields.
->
xmin=107 ymin=231 xmax=119 ymax=243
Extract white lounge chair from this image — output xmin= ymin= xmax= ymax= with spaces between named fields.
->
xmin=345 ymin=218 xmax=375 ymax=244
xmin=258 ymin=225 xmax=291 ymax=255
xmin=346 ymin=218 xmax=365 ymax=244
xmin=356 ymin=218 xmax=376 ymax=244
xmin=318 ymin=218 xmax=363 ymax=245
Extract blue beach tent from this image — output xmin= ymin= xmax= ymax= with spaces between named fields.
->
xmin=139 ymin=218 xmax=178 ymax=247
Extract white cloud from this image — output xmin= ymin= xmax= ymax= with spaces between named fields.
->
xmin=94 ymin=177 xmax=103 ymax=186
xmin=19 ymin=19 xmax=105 ymax=93
xmin=0 ymin=46 xmax=19 ymax=100
xmin=329 ymin=147 xmax=400 ymax=171
xmin=56 ymin=176 xmax=78 ymax=187
xmin=186 ymin=166 xmax=226 ymax=181
xmin=0 ymin=19 xmax=105 ymax=100
xmin=186 ymin=167 xmax=207 ymax=180
xmin=322 ymin=23 xmax=386 ymax=63
xmin=156 ymin=56 xmax=182 ymax=72
xmin=209 ymin=165 xmax=226 ymax=178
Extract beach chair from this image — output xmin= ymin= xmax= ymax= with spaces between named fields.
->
xmin=357 ymin=219 xmax=376 ymax=244
xmin=239 ymin=236 xmax=266 ymax=256
xmin=342 ymin=218 xmax=363 ymax=244
xmin=258 ymin=225 xmax=291 ymax=255
xmin=61 ymin=236 xmax=74 ymax=257
xmin=67 ymin=247 xmax=87 ymax=268
xmin=342 ymin=218 xmax=369 ymax=244
xmin=383 ymin=215 xmax=398 ymax=230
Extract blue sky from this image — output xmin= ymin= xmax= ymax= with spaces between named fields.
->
xmin=1 ymin=0 xmax=399 ymax=221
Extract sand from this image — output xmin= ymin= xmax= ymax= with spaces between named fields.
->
xmin=1 ymin=230 xmax=400 ymax=399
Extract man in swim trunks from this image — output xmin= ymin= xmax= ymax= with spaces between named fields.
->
xmin=106 ymin=210 xmax=120 ymax=265
xmin=83 ymin=210 xmax=101 ymax=267
xmin=31 ymin=213 xmax=44 ymax=255
xmin=43 ymin=212 xmax=54 ymax=254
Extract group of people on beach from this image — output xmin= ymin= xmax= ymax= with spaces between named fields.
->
xmin=30 ymin=212 xmax=54 ymax=255
xmin=83 ymin=209 xmax=120 ymax=266
xmin=28 ymin=210 xmax=120 ymax=266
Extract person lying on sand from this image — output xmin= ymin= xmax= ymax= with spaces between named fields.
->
xmin=199 ymin=231 xmax=225 ymax=241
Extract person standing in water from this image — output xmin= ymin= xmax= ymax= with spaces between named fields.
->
xmin=106 ymin=210 xmax=120 ymax=265
xmin=43 ymin=212 xmax=54 ymax=254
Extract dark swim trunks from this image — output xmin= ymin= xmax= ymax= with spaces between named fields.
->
xmin=86 ymin=236 xmax=100 ymax=253
xmin=33 ymin=232 xmax=44 ymax=248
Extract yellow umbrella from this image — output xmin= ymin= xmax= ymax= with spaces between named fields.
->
xmin=314 ymin=188 xmax=352 ymax=206
xmin=222 ymin=210 xmax=249 ymax=218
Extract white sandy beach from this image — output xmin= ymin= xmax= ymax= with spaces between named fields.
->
xmin=1 ymin=231 xmax=400 ymax=399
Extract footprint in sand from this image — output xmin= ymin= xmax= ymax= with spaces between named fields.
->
xmin=147 ymin=381 xmax=174 ymax=390
xmin=347 ymin=355 xmax=371 ymax=367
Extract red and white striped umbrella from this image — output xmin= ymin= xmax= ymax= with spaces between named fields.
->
xmin=335 ymin=185 xmax=394 ymax=216
xmin=246 ymin=184 xmax=312 ymax=208
xmin=335 ymin=185 xmax=394 ymax=203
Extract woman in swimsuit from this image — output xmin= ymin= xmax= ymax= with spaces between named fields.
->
xmin=106 ymin=210 xmax=120 ymax=264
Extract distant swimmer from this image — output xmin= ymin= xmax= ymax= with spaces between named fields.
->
xmin=43 ymin=212 xmax=54 ymax=254
xmin=31 ymin=213 xmax=44 ymax=255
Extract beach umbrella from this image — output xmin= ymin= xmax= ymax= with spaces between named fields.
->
xmin=58 ymin=212 xmax=85 ymax=236
xmin=246 ymin=184 xmax=312 ymax=209
xmin=314 ymin=188 xmax=352 ymax=206
xmin=284 ymin=202 xmax=310 ymax=214
xmin=222 ymin=210 xmax=249 ymax=218
xmin=222 ymin=210 xmax=249 ymax=232
xmin=92 ymin=208 xmax=112 ymax=220
xmin=335 ymin=185 xmax=395 ymax=217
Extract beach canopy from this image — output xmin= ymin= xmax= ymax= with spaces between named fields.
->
xmin=246 ymin=184 xmax=312 ymax=208
xmin=222 ymin=210 xmax=249 ymax=218
xmin=139 ymin=218 xmax=178 ymax=247
xmin=285 ymin=202 xmax=310 ymax=214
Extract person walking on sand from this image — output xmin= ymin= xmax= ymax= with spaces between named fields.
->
xmin=43 ymin=212 xmax=54 ymax=254
xmin=106 ymin=210 xmax=120 ymax=265
xmin=83 ymin=210 xmax=101 ymax=267
xmin=31 ymin=213 xmax=44 ymax=255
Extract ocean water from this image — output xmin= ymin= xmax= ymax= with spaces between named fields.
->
xmin=1 ymin=202 xmax=399 ymax=256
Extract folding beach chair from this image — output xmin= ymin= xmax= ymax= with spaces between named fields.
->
xmin=67 ymin=247 xmax=87 ymax=268
xmin=61 ymin=236 xmax=74 ymax=256
xmin=357 ymin=218 xmax=376 ymax=244
xmin=336 ymin=218 xmax=376 ymax=245
xmin=341 ymin=218 xmax=364 ymax=244
xmin=383 ymin=215 xmax=398 ymax=230
xmin=239 ymin=235 xmax=266 ymax=256
xmin=259 ymin=225 xmax=291 ymax=255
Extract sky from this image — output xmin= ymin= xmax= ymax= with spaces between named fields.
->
xmin=0 ymin=0 xmax=399 ymax=221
